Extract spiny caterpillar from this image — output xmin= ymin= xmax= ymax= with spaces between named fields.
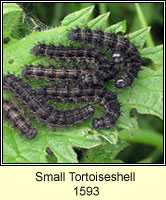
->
xmin=37 ymin=84 xmax=121 ymax=129
xmin=47 ymin=104 xmax=94 ymax=128
xmin=22 ymin=63 xmax=118 ymax=86
xmin=32 ymin=43 xmax=108 ymax=66
xmin=31 ymin=45 xmax=124 ymax=86
xmin=3 ymin=98 xmax=37 ymax=139
xmin=3 ymin=74 xmax=95 ymax=128
xmin=22 ymin=64 xmax=100 ymax=86
xmin=68 ymin=27 xmax=142 ymax=88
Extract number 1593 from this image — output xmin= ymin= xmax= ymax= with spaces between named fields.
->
xmin=74 ymin=186 xmax=99 ymax=196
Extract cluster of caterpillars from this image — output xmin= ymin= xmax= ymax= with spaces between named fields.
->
xmin=3 ymin=74 xmax=94 ymax=139
xmin=3 ymin=27 xmax=141 ymax=139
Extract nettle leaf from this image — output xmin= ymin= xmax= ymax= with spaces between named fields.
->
xmin=61 ymin=5 xmax=94 ymax=27
xmin=128 ymin=27 xmax=151 ymax=47
xmin=140 ymin=45 xmax=163 ymax=67
xmin=97 ymin=127 xmax=118 ymax=145
xmin=105 ymin=20 xmax=127 ymax=33
xmin=80 ymin=138 xmax=128 ymax=163
xmin=3 ymin=119 xmax=101 ymax=163
xmin=3 ymin=121 xmax=48 ymax=163
xmin=87 ymin=12 xmax=110 ymax=30
xmin=108 ymin=65 xmax=163 ymax=125
xmin=3 ymin=6 xmax=96 ymax=76
xmin=3 ymin=5 xmax=163 ymax=163
xmin=3 ymin=3 xmax=21 ymax=38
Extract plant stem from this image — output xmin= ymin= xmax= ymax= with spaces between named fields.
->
xmin=135 ymin=3 xmax=155 ymax=47
xmin=137 ymin=149 xmax=162 ymax=163
xmin=98 ymin=3 xmax=107 ymax=14
xmin=119 ymin=128 xmax=163 ymax=151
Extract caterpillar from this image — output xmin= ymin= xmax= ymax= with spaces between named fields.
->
xmin=68 ymin=27 xmax=142 ymax=88
xmin=37 ymin=84 xmax=121 ymax=128
xmin=3 ymin=37 xmax=10 ymax=44
xmin=22 ymin=64 xmax=100 ymax=86
xmin=32 ymin=43 xmax=108 ymax=66
xmin=32 ymin=43 xmax=125 ymax=86
xmin=22 ymin=64 xmax=88 ymax=81
xmin=47 ymin=104 xmax=94 ymax=128
xmin=46 ymin=147 xmax=53 ymax=155
xmin=68 ymin=27 xmax=128 ymax=51
xmin=3 ymin=73 xmax=49 ymax=122
xmin=3 ymin=98 xmax=37 ymax=139
xmin=92 ymin=112 xmax=119 ymax=128
xmin=130 ymin=108 xmax=137 ymax=117
xmin=21 ymin=63 xmax=118 ymax=86
xmin=3 ymin=74 xmax=95 ymax=128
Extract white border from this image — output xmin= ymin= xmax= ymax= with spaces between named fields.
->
xmin=1 ymin=1 xmax=165 ymax=166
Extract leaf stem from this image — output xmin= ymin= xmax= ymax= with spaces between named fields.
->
xmin=137 ymin=149 xmax=162 ymax=163
xmin=119 ymin=128 xmax=163 ymax=151
xmin=98 ymin=3 xmax=107 ymax=14
xmin=135 ymin=3 xmax=155 ymax=47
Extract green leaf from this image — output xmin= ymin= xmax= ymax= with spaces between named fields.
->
xmin=110 ymin=66 xmax=163 ymax=121
xmin=3 ymin=121 xmax=48 ymax=163
xmin=128 ymin=27 xmax=151 ymax=47
xmin=3 ymin=120 xmax=101 ymax=163
xmin=109 ymin=160 xmax=124 ymax=163
xmin=117 ymin=104 xmax=138 ymax=134
xmin=87 ymin=12 xmax=110 ymax=30
xmin=105 ymin=20 xmax=127 ymax=33
xmin=61 ymin=5 xmax=94 ymax=27
xmin=98 ymin=127 xmax=119 ymax=145
xmin=3 ymin=3 xmax=22 ymax=38
xmin=119 ymin=128 xmax=163 ymax=151
xmin=3 ymin=6 xmax=106 ymax=163
xmin=3 ymin=5 xmax=163 ymax=163
xmin=3 ymin=9 xmax=122 ymax=148
xmin=80 ymin=138 xmax=128 ymax=163
xmin=140 ymin=45 xmax=163 ymax=67
xmin=107 ymin=63 xmax=163 ymax=138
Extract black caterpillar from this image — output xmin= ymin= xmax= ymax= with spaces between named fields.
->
xmin=3 ymin=37 xmax=10 ymax=44
xmin=3 ymin=20 xmax=145 ymax=143
xmin=22 ymin=63 xmax=118 ymax=86
xmin=3 ymin=98 xmax=37 ymax=139
xmin=130 ymin=108 xmax=137 ymax=117
xmin=22 ymin=64 xmax=100 ymax=86
xmin=47 ymin=104 xmax=94 ymax=128
xmin=37 ymin=84 xmax=121 ymax=129
xmin=32 ymin=43 xmax=108 ymax=66
xmin=3 ymin=74 xmax=94 ymax=128
xmin=68 ymin=27 xmax=142 ymax=88
xmin=46 ymin=147 xmax=53 ymax=155
xmin=22 ymin=64 xmax=90 ymax=82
